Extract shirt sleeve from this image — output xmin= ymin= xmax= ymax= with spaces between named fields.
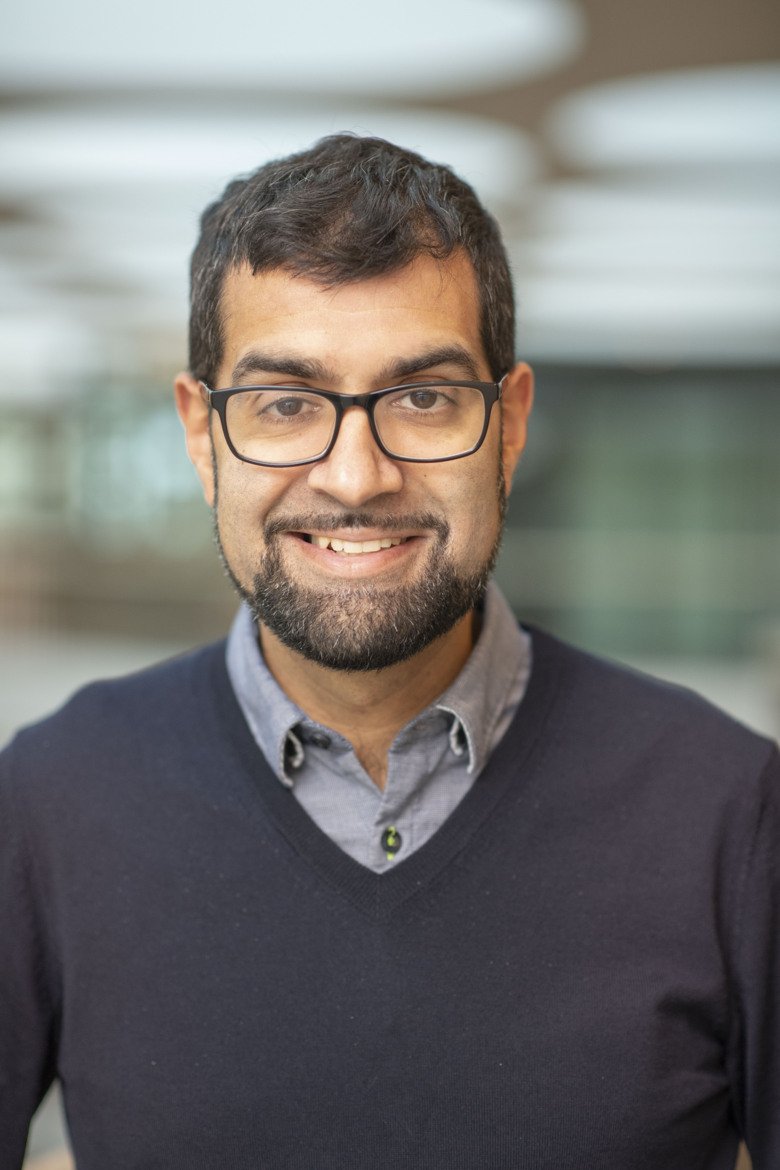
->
xmin=0 ymin=738 xmax=59 ymax=1170
xmin=728 ymin=744 xmax=780 ymax=1168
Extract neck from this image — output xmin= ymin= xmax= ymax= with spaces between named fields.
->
xmin=258 ymin=613 xmax=476 ymax=790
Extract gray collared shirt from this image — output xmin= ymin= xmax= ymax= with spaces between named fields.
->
xmin=226 ymin=581 xmax=531 ymax=872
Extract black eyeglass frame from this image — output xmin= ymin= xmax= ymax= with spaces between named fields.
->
xmin=200 ymin=377 xmax=506 ymax=467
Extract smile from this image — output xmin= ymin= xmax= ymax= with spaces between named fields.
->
xmin=303 ymin=535 xmax=409 ymax=554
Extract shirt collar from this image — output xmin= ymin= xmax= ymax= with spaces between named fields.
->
xmin=225 ymin=603 xmax=306 ymax=788
xmin=225 ymin=580 xmax=529 ymax=785
xmin=429 ymin=582 xmax=528 ymax=775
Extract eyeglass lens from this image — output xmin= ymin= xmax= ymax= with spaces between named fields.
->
xmin=224 ymin=385 xmax=487 ymax=463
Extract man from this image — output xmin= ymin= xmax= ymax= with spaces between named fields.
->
xmin=1 ymin=135 xmax=777 ymax=1169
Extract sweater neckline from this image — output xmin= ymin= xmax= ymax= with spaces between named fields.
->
xmin=201 ymin=626 xmax=563 ymax=921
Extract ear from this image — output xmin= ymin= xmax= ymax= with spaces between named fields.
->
xmin=174 ymin=371 xmax=216 ymax=507
xmin=499 ymin=361 xmax=534 ymax=490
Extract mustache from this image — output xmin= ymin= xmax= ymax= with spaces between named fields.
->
xmin=265 ymin=510 xmax=450 ymax=541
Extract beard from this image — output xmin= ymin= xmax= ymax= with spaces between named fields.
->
xmin=215 ymin=502 xmax=505 ymax=672
xmin=212 ymin=440 xmax=507 ymax=672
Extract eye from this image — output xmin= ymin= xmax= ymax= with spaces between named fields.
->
xmin=405 ymin=388 xmax=443 ymax=410
xmin=391 ymin=385 xmax=454 ymax=412
xmin=269 ymin=396 xmax=309 ymax=417
xmin=255 ymin=391 xmax=323 ymax=420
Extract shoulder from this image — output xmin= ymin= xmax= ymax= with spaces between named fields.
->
xmin=1 ymin=640 xmax=229 ymax=793
xmin=518 ymin=628 xmax=780 ymax=929
xmin=526 ymin=624 xmax=778 ymax=784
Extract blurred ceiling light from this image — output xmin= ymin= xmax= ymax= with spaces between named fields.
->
xmin=0 ymin=0 xmax=583 ymax=95
xmin=547 ymin=64 xmax=780 ymax=169
xmin=0 ymin=106 xmax=537 ymax=215
xmin=0 ymin=105 xmax=537 ymax=360
xmin=517 ymin=271 xmax=780 ymax=364
xmin=527 ymin=66 xmax=780 ymax=364
xmin=522 ymin=182 xmax=780 ymax=275
xmin=530 ymin=183 xmax=780 ymax=233
xmin=514 ymin=180 xmax=780 ymax=362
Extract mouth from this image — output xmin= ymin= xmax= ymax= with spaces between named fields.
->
xmin=297 ymin=534 xmax=411 ymax=555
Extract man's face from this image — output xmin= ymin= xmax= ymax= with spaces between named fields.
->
xmin=176 ymin=251 xmax=532 ymax=671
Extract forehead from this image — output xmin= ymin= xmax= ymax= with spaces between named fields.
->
xmin=217 ymin=251 xmax=486 ymax=383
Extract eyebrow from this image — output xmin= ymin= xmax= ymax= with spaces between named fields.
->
xmin=229 ymin=344 xmax=483 ymax=388
xmin=230 ymin=351 xmax=333 ymax=384
xmin=377 ymin=345 xmax=482 ymax=384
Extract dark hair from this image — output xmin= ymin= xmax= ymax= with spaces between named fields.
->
xmin=188 ymin=134 xmax=515 ymax=385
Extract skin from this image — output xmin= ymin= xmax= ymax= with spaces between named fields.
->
xmin=175 ymin=250 xmax=533 ymax=788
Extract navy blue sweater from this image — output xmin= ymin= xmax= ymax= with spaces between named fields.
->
xmin=1 ymin=629 xmax=778 ymax=1169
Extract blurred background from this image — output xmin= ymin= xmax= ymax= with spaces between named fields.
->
xmin=1 ymin=0 xmax=777 ymax=1166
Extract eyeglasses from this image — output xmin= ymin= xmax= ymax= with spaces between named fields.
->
xmin=201 ymin=378 xmax=505 ymax=467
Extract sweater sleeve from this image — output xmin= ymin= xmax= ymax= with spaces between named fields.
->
xmin=729 ymin=744 xmax=780 ymax=1168
xmin=0 ymin=738 xmax=59 ymax=1170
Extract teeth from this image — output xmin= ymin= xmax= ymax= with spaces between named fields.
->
xmin=310 ymin=535 xmax=405 ymax=554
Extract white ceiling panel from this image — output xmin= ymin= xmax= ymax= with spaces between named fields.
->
xmin=548 ymin=64 xmax=780 ymax=169
xmin=1 ymin=0 xmax=583 ymax=95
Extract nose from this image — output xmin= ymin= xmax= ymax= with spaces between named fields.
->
xmin=305 ymin=405 xmax=404 ymax=506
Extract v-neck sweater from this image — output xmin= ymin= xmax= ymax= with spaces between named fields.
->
xmin=224 ymin=582 xmax=532 ymax=872
xmin=1 ymin=628 xmax=778 ymax=1169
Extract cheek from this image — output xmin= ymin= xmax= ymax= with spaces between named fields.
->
xmin=427 ymin=459 xmax=503 ymax=556
xmin=213 ymin=462 xmax=277 ymax=554
xmin=217 ymin=455 xmax=292 ymax=510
